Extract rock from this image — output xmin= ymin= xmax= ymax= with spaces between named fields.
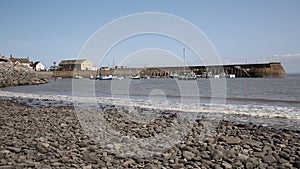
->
xmin=293 ymin=161 xmax=300 ymax=168
xmin=225 ymin=136 xmax=241 ymax=145
xmin=245 ymin=162 xmax=254 ymax=169
xmin=222 ymin=161 xmax=232 ymax=169
xmin=246 ymin=140 xmax=262 ymax=147
xmin=262 ymin=154 xmax=277 ymax=165
xmin=82 ymin=165 xmax=92 ymax=169
xmin=122 ymin=159 xmax=135 ymax=167
xmin=237 ymin=153 xmax=249 ymax=163
xmin=214 ymin=165 xmax=223 ymax=169
xmin=200 ymin=152 xmax=210 ymax=160
xmin=246 ymin=157 xmax=260 ymax=167
xmin=170 ymin=164 xmax=184 ymax=169
xmin=0 ymin=166 xmax=14 ymax=169
xmin=40 ymin=142 xmax=50 ymax=148
xmin=51 ymin=162 xmax=63 ymax=167
xmin=279 ymin=151 xmax=290 ymax=160
xmin=6 ymin=147 xmax=22 ymax=153
xmin=221 ymin=149 xmax=234 ymax=158
xmin=182 ymin=151 xmax=195 ymax=160
xmin=211 ymin=150 xmax=223 ymax=160
xmin=252 ymin=152 xmax=265 ymax=158
xmin=82 ymin=152 xmax=97 ymax=162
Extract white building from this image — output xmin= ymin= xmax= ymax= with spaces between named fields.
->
xmin=33 ymin=61 xmax=46 ymax=71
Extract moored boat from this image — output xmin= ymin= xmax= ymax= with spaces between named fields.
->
xmin=99 ymin=75 xmax=113 ymax=80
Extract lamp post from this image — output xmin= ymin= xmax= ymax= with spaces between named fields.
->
xmin=53 ymin=61 xmax=56 ymax=81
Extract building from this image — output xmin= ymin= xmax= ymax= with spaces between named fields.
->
xmin=0 ymin=56 xmax=9 ymax=62
xmin=33 ymin=61 xmax=46 ymax=71
xmin=9 ymin=55 xmax=33 ymax=69
xmin=59 ymin=59 xmax=97 ymax=71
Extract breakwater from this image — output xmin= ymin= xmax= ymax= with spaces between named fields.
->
xmin=52 ymin=62 xmax=286 ymax=78
xmin=0 ymin=62 xmax=48 ymax=88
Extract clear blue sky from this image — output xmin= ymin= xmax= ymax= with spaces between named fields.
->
xmin=1 ymin=0 xmax=300 ymax=73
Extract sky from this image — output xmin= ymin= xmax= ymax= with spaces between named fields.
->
xmin=0 ymin=0 xmax=300 ymax=73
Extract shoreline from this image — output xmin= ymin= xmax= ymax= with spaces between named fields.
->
xmin=0 ymin=99 xmax=299 ymax=168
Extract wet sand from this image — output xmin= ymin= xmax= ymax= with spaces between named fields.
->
xmin=0 ymin=99 xmax=300 ymax=169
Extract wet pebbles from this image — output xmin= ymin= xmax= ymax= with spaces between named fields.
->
xmin=0 ymin=100 xmax=299 ymax=168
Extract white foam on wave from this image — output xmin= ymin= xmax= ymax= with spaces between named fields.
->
xmin=0 ymin=91 xmax=299 ymax=120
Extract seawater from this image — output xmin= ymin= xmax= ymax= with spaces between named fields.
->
xmin=1 ymin=75 xmax=300 ymax=131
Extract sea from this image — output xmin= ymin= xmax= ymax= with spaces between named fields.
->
xmin=1 ymin=74 xmax=300 ymax=132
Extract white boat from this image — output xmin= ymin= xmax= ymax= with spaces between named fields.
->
xmin=131 ymin=74 xmax=140 ymax=79
xmin=170 ymin=72 xmax=179 ymax=78
xmin=112 ymin=76 xmax=124 ymax=80
xmin=177 ymin=48 xmax=197 ymax=80
xmin=99 ymin=75 xmax=113 ymax=80
xmin=177 ymin=73 xmax=197 ymax=80
xmin=213 ymin=75 xmax=220 ymax=78
xmin=227 ymin=74 xmax=236 ymax=78
xmin=74 ymin=75 xmax=83 ymax=79
xmin=89 ymin=75 xmax=95 ymax=79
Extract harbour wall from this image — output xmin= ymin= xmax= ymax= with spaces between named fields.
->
xmin=51 ymin=62 xmax=286 ymax=78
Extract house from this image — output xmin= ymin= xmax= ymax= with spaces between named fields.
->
xmin=0 ymin=56 xmax=9 ymax=62
xmin=59 ymin=59 xmax=97 ymax=71
xmin=33 ymin=61 xmax=46 ymax=71
xmin=9 ymin=55 xmax=33 ymax=69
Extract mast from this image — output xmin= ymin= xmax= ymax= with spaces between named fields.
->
xmin=183 ymin=48 xmax=186 ymax=75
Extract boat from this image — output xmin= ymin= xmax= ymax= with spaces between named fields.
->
xmin=177 ymin=48 xmax=197 ymax=80
xmin=99 ymin=75 xmax=113 ymax=80
xmin=131 ymin=74 xmax=140 ymax=79
xmin=177 ymin=73 xmax=197 ymax=80
xmin=112 ymin=76 xmax=124 ymax=80
xmin=89 ymin=75 xmax=95 ymax=79
xmin=74 ymin=75 xmax=83 ymax=79
xmin=226 ymin=74 xmax=236 ymax=78
xmin=170 ymin=72 xmax=179 ymax=78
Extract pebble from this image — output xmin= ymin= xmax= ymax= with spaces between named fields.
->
xmin=225 ymin=136 xmax=241 ymax=145
xmin=262 ymin=154 xmax=277 ymax=165
xmin=182 ymin=151 xmax=195 ymax=160
xmin=0 ymin=100 xmax=299 ymax=168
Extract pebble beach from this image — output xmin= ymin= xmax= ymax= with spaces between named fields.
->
xmin=0 ymin=99 xmax=300 ymax=169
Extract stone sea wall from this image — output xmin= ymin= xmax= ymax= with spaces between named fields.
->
xmin=0 ymin=62 xmax=48 ymax=88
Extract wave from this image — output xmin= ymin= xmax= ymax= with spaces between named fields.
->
xmin=111 ymin=92 xmax=300 ymax=104
xmin=0 ymin=91 xmax=300 ymax=120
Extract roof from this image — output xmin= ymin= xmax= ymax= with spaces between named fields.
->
xmin=59 ymin=59 xmax=88 ymax=65
xmin=33 ymin=61 xmax=44 ymax=66
xmin=10 ymin=58 xmax=31 ymax=64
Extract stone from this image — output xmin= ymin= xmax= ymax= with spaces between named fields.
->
xmin=237 ymin=153 xmax=249 ymax=163
xmin=0 ymin=166 xmax=14 ymax=169
xmin=6 ymin=147 xmax=21 ymax=153
xmin=253 ymin=152 xmax=265 ymax=158
xmin=170 ymin=164 xmax=184 ymax=169
xmin=279 ymin=151 xmax=290 ymax=160
xmin=211 ymin=150 xmax=223 ymax=160
xmin=246 ymin=140 xmax=262 ymax=147
xmin=262 ymin=154 xmax=277 ymax=165
xmin=122 ymin=159 xmax=135 ymax=167
xmin=200 ymin=152 xmax=210 ymax=160
xmin=82 ymin=165 xmax=92 ymax=169
xmin=82 ymin=152 xmax=97 ymax=162
xmin=246 ymin=157 xmax=260 ymax=167
xmin=293 ymin=161 xmax=300 ymax=168
xmin=222 ymin=161 xmax=232 ymax=169
xmin=225 ymin=136 xmax=241 ymax=145
xmin=214 ymin=165 xmax=222 ymax=169
xmin=182 ymin=151 xmax=195 ymax=160
xmin=245 ymin=162 xmax=254 ymax=169
xmin=51 ymin=162 xmax=62 ymax=167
